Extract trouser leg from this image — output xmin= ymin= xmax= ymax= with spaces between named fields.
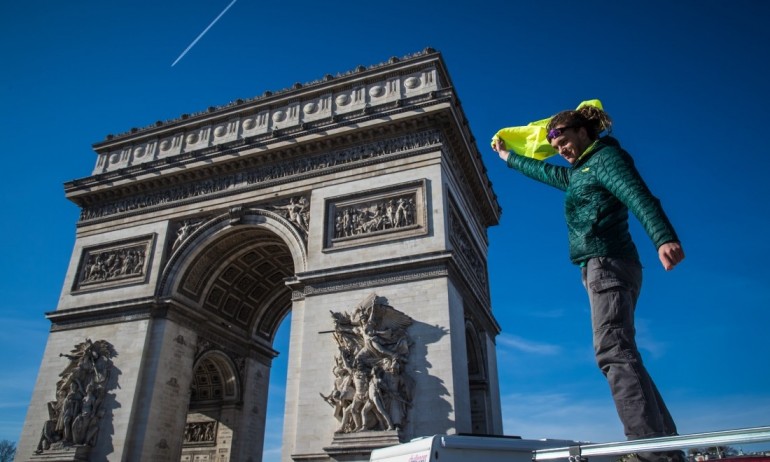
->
xmin=582 ymin=257 xmax=678 ymax=440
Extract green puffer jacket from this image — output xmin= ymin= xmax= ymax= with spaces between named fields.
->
xmin=506 ymin=136 xmax=679 ymax=265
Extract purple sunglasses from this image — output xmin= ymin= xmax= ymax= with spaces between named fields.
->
xmin=546 ymin=125 xmax=578 ymax=142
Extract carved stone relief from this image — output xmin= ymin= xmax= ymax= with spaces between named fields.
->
xmin=72 ymin=235 xmax=155 ymax=292
xmin=92 ymin=51 xmax=440 ymax=175
xmin=183 ymin=421 xmax=217 ymax=445
xmin=168 ymin=196 xmax=309 ymax=263
xmin=34 ymin=339 xmax=116 ymax=455
xmin=268 ymin=195 xmax=310 ymax=238
xmin=333 ymin=194 xmax=415 ymax=239
xmin=324 ymin=180 xmax=428 ymax=251
xmin=171 ymin=217 xmax=209 ymax=253
xmin=320 ymin=294 xmax=413 ymax=433
xmin=292 ymin=265 xmax=449 ymax=300
xmin=447 ymin=196 xmax=489 ymax=300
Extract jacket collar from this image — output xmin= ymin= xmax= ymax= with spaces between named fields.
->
xmin=573 ymin=136 xmax=619 ymax=168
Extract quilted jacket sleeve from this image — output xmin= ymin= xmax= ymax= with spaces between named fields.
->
xmin=506 ymin=153 xmax=570 ymax=191
xmin=595 ymin=149 xmax=679 ymax=248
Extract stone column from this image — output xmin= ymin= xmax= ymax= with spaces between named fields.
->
xmin=123 ymin=316 xmax=198 ymax=461
xmin=230 ymin=357 xmax=272 ymax=462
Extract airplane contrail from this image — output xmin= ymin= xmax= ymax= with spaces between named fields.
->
xmin=171 ymin=0 xmax=238 ymax=67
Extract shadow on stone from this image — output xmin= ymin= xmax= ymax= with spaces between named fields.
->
xmin=408 ymin=320 xmax=452 ymax=436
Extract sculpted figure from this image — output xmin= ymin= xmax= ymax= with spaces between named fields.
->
xmin=339 ymin=369 xmax=369 ymax=433
xmin=382 ymin=358 xmax=411 ymax=429
xmin=35 ymin=389 xmax=66 ymax=453
xmin=320 ymin=364 xmax=355 ymax=424
xmin=57 ymin=381 xmax=83 ymax=443
xmin=71 ymin=383 xmax=97 ymax=445
xmin=361 ymin=366 xmax=393 ymax=431
xmin=173 ymin=221 xmax=193 ymax=251
xmin=342 ymin=209 xmax=352 ymax=237
xmin=394 ymin=198 xmax=408 ymax=228
xmin=323 ymin=294 xmax=413 ymax=433
xmin=172 ymin=219 xmax=205 ymax=252
xmin=385 ymin=200 xmax=395 ymax=228
xmin=272 ymin=196 xmax=309 ymax=232
xmin=204 ymin=422 xmax=215 ymax=441
xmin=36 ymin=339 xmax=114 ymax=454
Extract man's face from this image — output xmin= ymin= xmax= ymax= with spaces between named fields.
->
xmin=548 ymin=126 xmax=590 ymax=164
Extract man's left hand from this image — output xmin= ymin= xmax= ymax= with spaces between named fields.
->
xmin=658 ymin=241 xmax=685 ymax=271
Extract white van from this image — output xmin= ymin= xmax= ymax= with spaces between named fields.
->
xmin=369 ymin=434 xmax=597 ymax=462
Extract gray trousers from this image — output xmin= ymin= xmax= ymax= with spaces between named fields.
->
xmin=582 ymin=257 xmax=678 ymax=440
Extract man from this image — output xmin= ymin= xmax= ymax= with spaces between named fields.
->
xmin=493 ymin=104 xmax=684 ymax=462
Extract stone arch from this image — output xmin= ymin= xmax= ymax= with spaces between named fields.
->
xmin=465 ymin=319 xmax=491 ymax=434
xmin=190 ymin=350 xmax=241 ymax=404
xmin=160 ymin=208 xmax=304 ymax=461
xmin=180 ymin=350 xmax=244 ymax=460
xmin=158 ymin=207 xmax=306 ymax=342
xmin=160 ymin=207 xmax=307 ymax=296
xmin=465 ymin=320 xmax=486 ymax=379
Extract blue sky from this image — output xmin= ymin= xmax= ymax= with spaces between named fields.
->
xmin=2 ymin=0 xmax=769 ymax=459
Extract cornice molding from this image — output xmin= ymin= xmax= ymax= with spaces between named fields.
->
xmin=287 ymin=251 xmax=453 ymax=299
xmin=72 ymin=124 xmax=446 ymax=223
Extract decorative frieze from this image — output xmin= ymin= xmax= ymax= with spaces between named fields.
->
xmin=291 ymin=265 xmax=449 ymax=300
xmin=72 ymin=235 xmax=155 ymax=293
xmin=447 ymin=195 xmax=489 ymax=302
xmin=91 ymin=65 xmax=440 ymax=175
xmin=324 ymin=180 xmax=428 ymax=251
xmin=80 ymin=130 xmax=442 ymax=223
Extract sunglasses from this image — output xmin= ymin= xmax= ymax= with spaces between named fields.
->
xmin=546 ymin=125 xmax=578 ymax=142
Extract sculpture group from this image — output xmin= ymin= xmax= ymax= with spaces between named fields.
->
xmin=81 ymin=248 xmax=146 ymax=283
xmin=321 ymin=294 xmax=414 ymax=433
xmin=183 ymin=421 xmax=216 ymax=444
xmin=35 ymin=339 xmax=115 ymax=454
xmin=333 ymin=196 xmax=416 ymax=239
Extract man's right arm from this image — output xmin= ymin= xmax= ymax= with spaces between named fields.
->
xmin=493 ymin=139 xmax=569 ymax=190
xmin=505 ymin=152 xmax=570 ymax=191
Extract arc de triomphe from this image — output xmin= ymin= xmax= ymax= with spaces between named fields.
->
xmin=17 ymin=49 xmax=503 ymax=462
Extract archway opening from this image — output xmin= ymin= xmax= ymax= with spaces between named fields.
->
xmin=173 ymin=223 xmax=299 ymax=462
xmin=260 ymin=312 xmax=291 ymax=461
xmin=181 ymin=353 xmax=241 ymax=462
xmin=466 ymin=322 xmax=491 ymax=434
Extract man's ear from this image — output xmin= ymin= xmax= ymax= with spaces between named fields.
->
xmin=578 ymin=126 xmax=593 ymax=144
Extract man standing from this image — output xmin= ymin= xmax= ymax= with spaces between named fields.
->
xmin=493 ymin=103 xmax=684 ymax=462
